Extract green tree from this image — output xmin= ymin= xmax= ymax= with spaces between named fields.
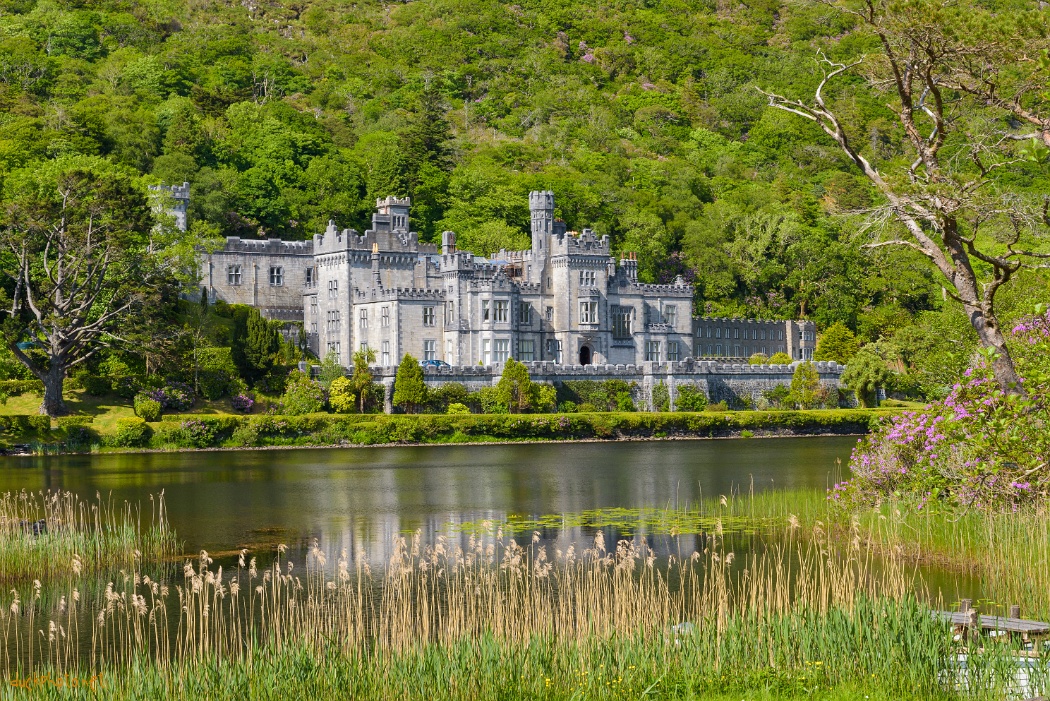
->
xmin=841 ymin=349 xmax=891 ymax=408
xmin=814 ymin=323 xmax=859 ymax=364
xmin=233 ymin=308 xmax=279 ymax=385
xmin=315 ymin=350 xmax=345 ymax=388
xmin=393 ymin=353 xmax=427 ymax=413
xmin=495 ymin=358 xmax=536 ymax=413
xmin=768 ymin=352 xmax=793 ymax=364
xmin=329 ymin=376 xmax=356 ymax=413
xmin=0 ymin=157 xmax=155 ymax=416
xmin=788 ymin=361 xmax=822 ymax=410
xmin=350 ymin=347 xmax=377 ymax=414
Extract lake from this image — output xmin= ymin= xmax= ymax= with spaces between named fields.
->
xmin=1 ymin=437 xmax=855 ymax=559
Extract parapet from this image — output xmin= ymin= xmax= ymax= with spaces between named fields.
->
xmin=218 ymin=237 xmax=314 ymax=255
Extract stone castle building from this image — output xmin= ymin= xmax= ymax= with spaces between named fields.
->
xmin=198 ymin=192 xmax=816 ymax=368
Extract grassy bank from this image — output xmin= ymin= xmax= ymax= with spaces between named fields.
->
xmin=1 ymin=403 xmax=893 ymax=454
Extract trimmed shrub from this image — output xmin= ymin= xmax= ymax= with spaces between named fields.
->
xmin=81 ymin=374 xmax=111 ymax=396
xmin=134 ymin=395 xmax=163 ymax=422
xmin=112 ymin=418 xmax=152 ymax=447
xmin=768 ymin=352 xmax=793 ymax=365
xmin=0 ymin=379 xmax=45 ymax=396
xmin=557 ymin=380 xmax=638 ymax=412
xmin=707 ymin=401 xmax=729 ymax=412
xmin=446 ymin=402 xmax=470 ymax=415
xmin=558 ymin=401 xmax=578 ymax=413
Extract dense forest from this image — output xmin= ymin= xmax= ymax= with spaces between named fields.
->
xmin=0 ymin=0 xmax=1047 ymax=398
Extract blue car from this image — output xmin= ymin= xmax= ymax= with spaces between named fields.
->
xmin=420 ymin=359 xmax=451 ymax=369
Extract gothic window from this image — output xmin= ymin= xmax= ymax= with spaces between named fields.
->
xmin=269 ymin=266 xmax=283 ymax=287
xmin=482 ymin=300 xmax=490 ymax=322
xmin=579 ymin=301 xmax=597 ymax=324
xmin=611 ymin=306 xmax=633 ymax=339
xmin=715 ymin=344 xmax=722 ymax=356
xmin=518 ymin=302 xmax=531 ymax=325
xmin=227 ymin=265 xmax=242 ymax=286
xmin=381 ymin=341 xmax=390 ymax=366
xmin=546 ymin=306 xmax=553 ymax=322
xmin=518 ymin=339 xmax=535 ymax=362
xmin=494 ymin=301 xmax=508 ymax=322
xmin=645 ymin=341 xmax=661 ymax=362
xmin=494 ymin=339 xmax=510 ymax=363
xmin=733 ymin=329 xmax=740 ymax=339
xmin=423 ymin=306 xmax=435 ymax=326
xmin=359 ymin=309 xmax=368 ymax=331
xmin=778 ymin=330 xmax=784 ymax=341
xmin=446 ymin=301 xmax=455 ymax=323
xmin=668 ymin=341 xmax=680 ymax=362
xmin=715 ymin=328 xmax=721 ymax=338
xmin=328 ymin=280 xmax=338 ymax=299
xmin=423 ymin=340 xmax=437 ymax=361
xmin=381 ymin=306 xmax=390 ymax=328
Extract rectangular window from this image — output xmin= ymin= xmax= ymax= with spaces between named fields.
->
xmin=761 ymin=330 xmax=766 ymax=340
xmin=227 ymin=265 xmax=242 ymax=285
xmin=518 ymin=339 xmax=535 ymax=361
xmin=423 ymin=340 xmax=437 ymax=361
xmin=778 ymin=330 xmax=784 ymax=341
xmin=482 ymin=300 xmax=490 ymax=322
xmin=706 ymin=344 xmax=713 ymax=355
xmin=305 ymin=267 xmax=314 ymax=287
xmin=482 ymin=338 xmax=492 ymax=365
xmin=734 ymin=329 xmax=740 ymax=339
xmin=327 ymin=341 xmax=340 ymax=355
xmin=310 ymin=300 xmax=318 ymax=317
xmin=494 ymin=300 xmax=508 ymax=322
xmin=663 ymin=305 xmax=677 ymax=327
xmin=360 ymin=342 xmax=369 ymax=352
xmin=645 ymin=341 xmax=661 ymax=362
xmin=423 ymin=306 xmax=435 ymax=326
xmin=668 ymin=341 xmax=680 ymax=362
xmin=359 ymin=309 xmax=368 ymax=331
xmin=446 ymin=339 xmax=453 ymax=361
xmin=494 ymin=339 xmax=510 ymax=363
xmin=310 ymin=322 xmax=318 ymax=334
xmin=546 ymin=306 xmax=554 ymax=322
xmin=381 ymin=306 xmax=390 ymax=328
xmin=545 ymin=339 xmax=561 ymax=362
xmin=518 ymin=302 xmax=531 ymax=325
xmin=715 ymin=343 xmax=722 ymax=356
xmin=579 ymin=301 xmax=598 ymax=324
xmin=446 ymin=301 xmax=455 ymax=323
xmin=328 ymin=280 xmax=338 ymax=299
xmin=578 ymin=270 xmax=596 ymax=286
xmin=381 ymin=341 xmax=390 ymax=366
xmin=734 ymin=345 xmax=741 ymax=357
xmin=612 ymin=306 xmax=633 ymax=339
xmin=326 ymin=310 xmax=341 ymax=333
xmin=762 ymin=346 xmax=768 ymax=355
xmin=269 ymin=266 xmax=283 ymax=287
xmin=715 ymin=328 xmax=721 ymax=338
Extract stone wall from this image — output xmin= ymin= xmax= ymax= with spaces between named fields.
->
xmin=366 ymin=360 xmax=845 ymax=413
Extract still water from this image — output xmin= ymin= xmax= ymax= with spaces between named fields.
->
xmin=1 ymin=437 xmax=855 ymax=558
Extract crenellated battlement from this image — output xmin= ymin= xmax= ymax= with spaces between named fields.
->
xmin=220 ymin=237 xmax=314 ymax=255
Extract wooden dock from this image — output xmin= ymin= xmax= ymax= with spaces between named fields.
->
xmin=933 ymin=600 xmax=1050 ymax=643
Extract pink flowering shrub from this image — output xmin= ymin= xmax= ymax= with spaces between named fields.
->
xmin=839 ymin=308 xmax=1050 ymax=510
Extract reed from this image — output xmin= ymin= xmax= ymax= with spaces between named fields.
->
xmin=0 ymin=490 xmax=178 ymax=583
xmin=0 ymin=519 xmax=988 ymax=699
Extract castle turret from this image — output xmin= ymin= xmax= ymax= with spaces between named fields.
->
xmin=529 ymin=190 xmax=554 ymax=284
xmin=371 ymin=242 xmax=381 ymax=287
xmin=148 ymin=182 xmax=190 ymax=232
xmin=375 ymin=196 xmax=411 ymax=232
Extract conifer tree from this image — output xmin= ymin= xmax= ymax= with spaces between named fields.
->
xmin=814 ymin=323 xmax=859 ymax=364
xmin=788 ymin=361 xmax=822 ymax=410
xmin=393 ymin=353 xmax=427 ymax=413
xmin=495 ymin=358 xmax=536 ymax=413
xmin=233 ymin=307 xmax=279 ymax=385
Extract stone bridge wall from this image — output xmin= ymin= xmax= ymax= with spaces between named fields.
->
xmin=365 ymin=360 xmax=845 ymax=413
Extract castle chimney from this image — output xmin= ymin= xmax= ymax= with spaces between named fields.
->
xmin=371 ymin=242 xmax=381 ymax=287
xmin=441 ymin=230 xmax=457 ymax=255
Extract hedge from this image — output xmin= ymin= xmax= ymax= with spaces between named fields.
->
xmin=0 ymin=379 xmax=44 ymax=396
xmin=1 ymin=409 xmax=891 ymax=453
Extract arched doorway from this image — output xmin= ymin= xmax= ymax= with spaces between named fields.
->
xmin=579 ymin=346 xmax=592 ymax=366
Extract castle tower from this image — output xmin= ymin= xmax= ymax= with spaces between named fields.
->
xmin=375 ymin=196 xmax=411 ymax=232
xmin=148 ymin=182 xmax=190 ymax=232
xmin=529 ymin=190 xmax=554 ymax=284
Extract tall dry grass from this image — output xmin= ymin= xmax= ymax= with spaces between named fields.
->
xmin=0 ymin=490 xmax=178 ymax=583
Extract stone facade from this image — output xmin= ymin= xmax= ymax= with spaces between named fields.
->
xmin=199 ymin=191 xmax=819 ymax=373
xmin=149 ymin=182 xmax=190 ymax=232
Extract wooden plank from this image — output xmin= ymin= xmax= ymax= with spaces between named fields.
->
xmin=933 ymin=611 xmax=1050 ymax=635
